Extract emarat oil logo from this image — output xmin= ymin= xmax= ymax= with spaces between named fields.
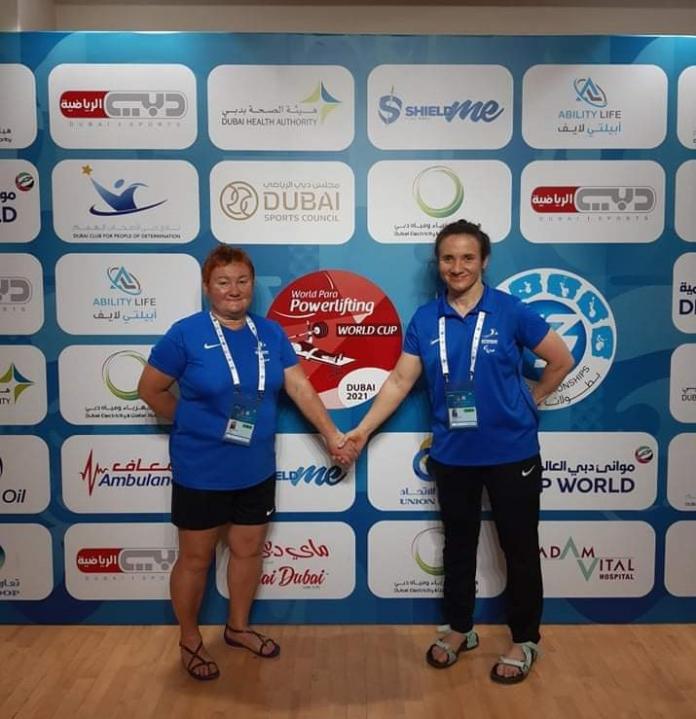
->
xmin=498 ymin=268 xmax=616 ymax=410
xmin=268 ymin=270 xmax=402 ymax=409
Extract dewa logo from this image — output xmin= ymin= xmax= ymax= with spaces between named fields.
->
xmin=412 ymin=166 xmax=464 ymax=219
xmin=411 ymin=527 xmax=444 ymax=576
xmin=101 ymin=350 xmax=147 ymax=401
xmin=0 ymin=363 xmax=34 ymax=405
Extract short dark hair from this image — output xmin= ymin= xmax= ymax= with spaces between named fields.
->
xmin=434 ymin=219 xmax=491 ymax=262
xmin=202 ymin=245 xmax=255 ymax=285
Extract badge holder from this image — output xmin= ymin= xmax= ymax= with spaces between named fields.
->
xmin=223 ymin=393 xmax=260 ymax=445
xmin=446 ymin=384 xmax=478 ymax=429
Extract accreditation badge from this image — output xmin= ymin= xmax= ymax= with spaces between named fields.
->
xmin=223 ymin=394 xmax=259 ymax=445
xmin=446 ymin=385 xmax=478 ymax=429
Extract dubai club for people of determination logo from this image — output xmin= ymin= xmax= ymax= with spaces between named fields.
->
xmin=82 ymin=164 xmax=166 ymax=216
xmin=498 ymin=269 xmax=616 ymax=410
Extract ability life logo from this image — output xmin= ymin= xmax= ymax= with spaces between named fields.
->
xmin=82 ymin=164 xmax=166 ymax=216
xmin=557 ymin=75 xmax=623 ymax=138
xmin=378 ymin=86 xmax=505 ymax=126
xmin=498 ymin=269 xmax=616 ymax=409
xmin=0 ymin=363 xmax=33 ymax=406
xmin=91 ymin=264 xmax=158 ymax=326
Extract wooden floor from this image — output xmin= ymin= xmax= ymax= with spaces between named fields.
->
xmin=1 ymin=624 xmax=695 ymax=719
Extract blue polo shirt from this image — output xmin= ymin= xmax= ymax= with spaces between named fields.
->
xmin=148 ymin=311 xmax=298 ymax=490
xmin=403 ymin=285 xmax=550 ymax=466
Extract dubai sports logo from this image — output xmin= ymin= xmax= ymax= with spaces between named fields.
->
xmin=498 ymin=269 xmax=616 ymax=410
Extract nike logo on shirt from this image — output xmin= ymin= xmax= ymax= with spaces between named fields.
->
xmin=521 ymin=465 xmax=536 ymax=477
xmin=204 ymin=343 xmax=221 ymax=350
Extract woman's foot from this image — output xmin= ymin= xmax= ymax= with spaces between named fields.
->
xmin=425 ymin=628 xmax=479 ymax=668
xmin=179 ymin=637 xmax=220 ymax=681
xmin=223 ymin=625 xmax=280 ymax=658
xmin=490 ymin=641 xmax=540 ymax=684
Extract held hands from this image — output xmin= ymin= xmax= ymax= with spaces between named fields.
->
xmin=337 ymin=427 xmax=370 ymax=461
xmin=325 ymin=431 xmax=360 ymax=466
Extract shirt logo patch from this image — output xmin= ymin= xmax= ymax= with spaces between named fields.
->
xmin=204 ymin=342 xmax=221 ymax=349
xmin=481 ymin=327 xmax=499 ymax=354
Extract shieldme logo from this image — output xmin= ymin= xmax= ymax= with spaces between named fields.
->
xmin=498 ymin=269 xmax=616 ymax=410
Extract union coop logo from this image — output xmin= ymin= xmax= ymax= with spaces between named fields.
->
xmin=411 ymin=436 xmax=433 ymax=482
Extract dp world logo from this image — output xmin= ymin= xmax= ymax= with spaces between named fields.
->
xmin=574 ymin=77 xmax=607 ymax=108
xmin=411 ymin=527 xmax=444 ymax=576
xmin=102 ymin=350 xmax=147 ymax=401
xmin=413 ymin=166 xmax=464 ymax=219
xmin=412 ymin=436 xmax=433 ymax=481
xmin=220 ymin=181 xmax=259 ymax=220
xmin=498 ymin=269 xmax=616 ymax=410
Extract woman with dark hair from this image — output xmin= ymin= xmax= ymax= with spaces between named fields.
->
xmin=343 ymin=220 xmax=573 ymax=684
xmin=138 ymin=245 xmax=354 ymax=681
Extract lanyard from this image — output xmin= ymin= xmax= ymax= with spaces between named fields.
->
xmin=438 ymin=311 xmax=485 ymax=384
xmin=210 ymin=312 xmax=266 ymax=395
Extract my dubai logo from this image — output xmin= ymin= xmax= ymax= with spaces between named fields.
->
xmin=102 ymin=350 xmax=147 ymax=401
xmin=91 ymin=265 xmax=157 ymax=325
xmin=411 ymin=527 xmax=444 ymax=576
xmin=413 ymin=166 xmax=464 ymax=219
xmin=219 ymin=178 xmax=341 ymax=224
xmin=0 ymin=363 xmax=33 ymax=406
xmin=540 ymin=537 xmax=636 ymax=582
xmin=220 ymin=81 xmax=341 ymax=128
xmin=498 ymin=269 xmax=616 ymax=410
xmin=79 ymin=450 xmax=172 ymax=496
xmin=59 ymin=90 xmax=187 ymax=121
xmin=82 ymin=164 xmax=166 ymax=217
xmin=378 ymin=86 xmax=504 ymax=125
xmin=556 ymin=77 xmax=623 ymax=137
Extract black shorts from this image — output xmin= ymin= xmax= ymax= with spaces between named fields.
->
xmin=171 ymin=474 xmax=276 ymax=530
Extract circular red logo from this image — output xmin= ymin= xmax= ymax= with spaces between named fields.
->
xmin=268 ymin=270 xmax=402 ymax=409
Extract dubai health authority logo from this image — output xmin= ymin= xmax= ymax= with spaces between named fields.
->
xmin=498 ymin=269 xmax=616 ymax=410
xmin=300 ymin=82 xmax=341 ymax=124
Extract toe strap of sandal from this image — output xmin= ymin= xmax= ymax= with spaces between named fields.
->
xmin=498 ymin=641 xmax=541 ymax=673
xmin=432 ymin=638 xmax=458 ymax=663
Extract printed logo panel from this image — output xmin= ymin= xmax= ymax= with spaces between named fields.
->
xmin=208 ymin=65 xmax=354 ymax=151
xmin=55 ymin=253 xmax=200 ymax=335
xmin=0 ymin=523 xmax=53 ymax=600
xmin=0 ymin=160 xmax=40 ymax=244
xmin=0 ymin=64 xmax=37 ymax=149
xmin=540 ymin=521 xmax=654 ymax=598
xmin=670 ymin=345 xmax=696 ymax=423
xmin=0 ymin=253 xmax=44 ymax=335
xmin=665 ymin=522 xmax=696 ymax=596
xmin=64 ymin=522 xmax=178 ymax=600
xmin=498 ymin=269 xmax=616 ymax=410
xmin=0 ymin=436 xmax=50 ymax=515
xmin=675 ymin=161 xmax=696 ymax=242
xmin=367 ymin=520 xmax=505 ymax=599
xmin=58 ymin=344 xmax=163 ymax=425
xmin=522 ymin=64 xmax=667 ymax=149
xmin=52 ymin=160 xmax=199 ymax=244
xmin=367 ymin=160 xmax=511 ymax=244
xmin=520 ymin=161 xmax=664 ymax=244
xmin=667 ymin=434 xmax=696 ymax=511
xmin=677 ymin=67 xmax=696 ymax=149
xmin=674 ymin=254 xmax=696 ymax=332
xmin=0 ymin=345 xmax=47 ymax=425
xmin=367 ymin=65 xmax=513 ymax=150
xmin=367 ymin=433 xmax=439 ymax=511
xmin=268 ymin=270 xmax=402 ymax=409
xmin=216 ymin=521 xmax=355 ymax=600
xmin=210 ymin=161 xmax=354 ymax=245
xmin=539 ymin=432 xmax=657 ymax=510
xmin=61 ymin=435 xmax=171 ymax=514
xmin=275 ymin=434 xmax=355 ymax=513
xmin=48 ymin=63 xmax=197 ymax=149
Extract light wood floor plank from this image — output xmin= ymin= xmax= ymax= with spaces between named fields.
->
xmin=1 ymin=624 xmax=695 ymax=719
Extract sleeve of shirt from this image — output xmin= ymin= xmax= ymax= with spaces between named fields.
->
xmin=514 ymin=298 xmax=551 ymax=350
xmin=403 ymin=313 xmax=422 ymax=357
xmin=275 ymin=323 xmax=299 ymax=369
xmin=148 ymin=322 xmax=187 ymax=380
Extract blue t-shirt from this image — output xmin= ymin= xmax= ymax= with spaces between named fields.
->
xmin=148 ymin=311 xmax=298 ymax=490
xmin=403 ymin=285 xmax=550 ymax=466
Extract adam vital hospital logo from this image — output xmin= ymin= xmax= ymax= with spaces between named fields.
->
xmin=541 ymin=537 xmax=636 ymax=582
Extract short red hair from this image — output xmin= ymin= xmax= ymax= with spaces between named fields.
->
xmin=201 ymin=245 xmax=255 ymax=285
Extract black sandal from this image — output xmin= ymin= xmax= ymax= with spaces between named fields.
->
xmin=224 ymin=625 xmax=280 ymax=658
xmin=179 ymin=640 xmax=220 ymax=681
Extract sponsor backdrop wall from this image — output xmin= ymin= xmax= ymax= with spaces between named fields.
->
xmin=1 ymin=31 xmax=695 ymax=625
